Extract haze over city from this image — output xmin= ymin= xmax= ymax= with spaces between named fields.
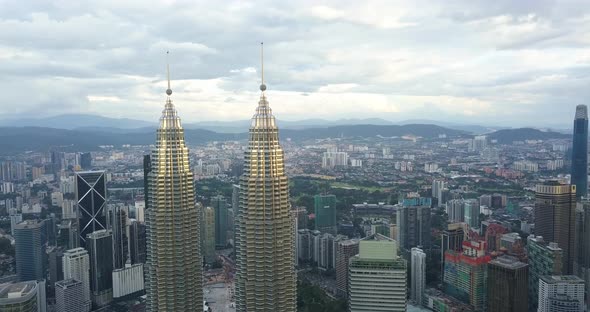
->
xmin=1 ymin=0 xmax=589 ymax=127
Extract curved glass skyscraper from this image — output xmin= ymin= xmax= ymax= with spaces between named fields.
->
xmin=571 ymin=104 xmax=588 ymax=199
xmin=145 ymin=68 xmax=203 ymax=311
xmin=235 ymin=46 xmax=296 ymax=311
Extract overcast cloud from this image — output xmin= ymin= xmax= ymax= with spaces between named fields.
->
xmin=0 ymin=0 xmax=589 ymax=127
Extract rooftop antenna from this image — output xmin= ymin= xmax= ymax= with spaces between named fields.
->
xmin=260 ymin=42 xmax=266 ymax=92
xmin=166 ymin=51 xmax=172 ymax=96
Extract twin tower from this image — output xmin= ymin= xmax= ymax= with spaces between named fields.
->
xmin=144 ymin=46 xmax=296 ymax=312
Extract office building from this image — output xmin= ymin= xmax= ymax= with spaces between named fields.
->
xmin=446 ymin=199 xmax=465 ymax=223
xmin=14 ymin=220 xmax=47 ymax=282
xmin=487 ymin=255 xmax=528 ymax=312
xmin=112 ymin=264 xmax=144 ymax=299
xmin=411 ymin=247 xmax=426 ymax=306
xmin=443 ymin=240 xmax=491 ymax=311
xmin=234 ymin=52 xmax=296 ymax=312
xmin=441 ymin=223 xmax=467 ymax=281
xmin=0 ymin=280 xmax=46 ymax=312
xmin=110 ymin=205 xmax=128 ymax=269
xmin=80 ymin=153 xmax=92 ymax=170
xmin=202 ymin=206 xmax=216 ymax=263
xmin=397 ymin=197 xmax=431 ymax=251
xmin=336 ymin=239 xmax=359 ymax=297
xmin=62 ymin=248 xmax=91 ymax=310
xmin=432 ymin=180 xmax=446 ymax=205
xmin=76 ymin=171 xmax=107 ymax=248
xmin=58 ymin=220 xmax=78 ymax=250
xmin=48 ymin=246 xmax=64 ymax=287
xmin=86 ymin=230 xmax=113 ymax=307
xmin=538 ymin=275 xmax=584 ymax=312
xmin=128 ymin=220 xmax=146 ymax=265
xmin=144 ymin=69 xmax=203 ymax=311
xmin=9 ymin=208 xmax=22 ymax=236
xmin=527 ymin=236 xmax=563 ymax=312
xmin=348 ymin=234 xmax=407 ymax=312
xmin=55 ymin=279 xmax=87 ymax=312
xmin=314 ymin=194 xmax=337 ymax=234
xmin=575 ymin=200 xmax=590 ymax=306
xmin=535 ymin=182 xmax=576 ymax=274
xmin=571 ymin=105 xmax=588 ymax=199
xmin=212 ymin=195 xmax=228 ymax=248
xmin=464 ymin=199 xmax=480 ymax=229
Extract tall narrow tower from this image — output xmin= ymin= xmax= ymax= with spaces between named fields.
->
xmin=235 ymin=43 xmax=296 ymax=311
xmin=571 ymin=104 xmax=588 ymax=199
xmin=145 ymin=56 xmax=203 ymax=311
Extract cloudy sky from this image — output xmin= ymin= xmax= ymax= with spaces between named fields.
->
xmin=1 ymin=0 xmax=589 ymax=127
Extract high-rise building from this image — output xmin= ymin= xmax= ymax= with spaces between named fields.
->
xmin=144 ymin=66 xmax=203 ymax=311
xmin=80 ymin=153 xmax=92 ymax=170
xmin=397 ymin=197 xmax=431 ymax=251
xmin=58 ymin=220 xmax=78 ymax=250
xmin=0 ymin=280 xmax=46 ymax=312
xmin=86 ymin=230 xmax=113 ymax=307
xmin=212 ymin=195 xmax=228 ymax=248
xmin=336 ymin=239 xmax=359 ymax=297
xmin=55 ymin=279 xmax=86 ymax=312
xmin=297 ymin=229 xmax=312 ymax=263
xmin=62 ymin=248 xmax=91 ymax=311
xmin=9 ymin=208 xmax=22 ymax=236
xmin=441 ymin=223 xmax=467 ymax=281
xmin=574 ymin=199 xmax=590 ymax=306
xmin=75 ymin=171 xmax=107 ymax=248
xmin=432 ymin=180 xmax=446 ymax=205
xmin=314 ymin=194 xmax=337 ymax=234
xmin=527 ymin=236 xmax=563 ymax=312
xmin=571 ymin=105 xmax=588 ymax=199
xmin=464 ymin=199 xmax=480 ymax=229
xmin=446 ymin=199 xmax=465 ymax=223
xmin=128 ymin=220 xmax=146 ymax=265
xmin=318 ymin=233 xmax=336 ymax=271
xmin=443 ymin=240 xmax=491 ymax=311
xmin=109 ymin=205 xmax=128 ymax=269
xmin=14 ymin=220 xmax=47 ymax=282
xmin=538 ymin=275 xmax=584 ymax=312
xmin=202 ymin=206 xmax=216 ymax=263
xmin=234 ymin=48 xmax=296 ymax=311
xmin=487 ymin=255 xmax=528 ymax=312
xmin=348 ymin=234 xmax=407 ymax=312
xmin=112 ymin=264 xmax=145 ymax=299
xmin=48 ymin=247 xmax=64 ymax=287
xmin=535 ymin=181 xmax=576 ymax=274
xmin=411 ymin=247 xmax=426 ymax=306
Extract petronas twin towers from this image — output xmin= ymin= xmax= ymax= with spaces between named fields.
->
xmin=145 ymin=47 xmax=296 ymax=312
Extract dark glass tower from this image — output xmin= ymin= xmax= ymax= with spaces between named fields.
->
xmin=76 ymin=171 xmax=107 ymax=248
xmin=14 ymin=220 xmax=47 ymax=282
xmin=572 ymin=104 xmax=588 ymax=199
xmin=86 ymin=229 xmax=113 ymax=307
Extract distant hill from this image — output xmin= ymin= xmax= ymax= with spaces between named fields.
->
xmin=0 ymin=124 xmax=466 ymax=154
xmin=487 ymin=128 xmax=570 ymax=144
xmin=0 ymin=114 xmax=156 ymax=129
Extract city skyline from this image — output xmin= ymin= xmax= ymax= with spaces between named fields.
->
xmin=0 ymin=1 xmax=589 ymax=127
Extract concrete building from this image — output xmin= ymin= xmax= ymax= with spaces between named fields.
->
xmin=432 ymin=180 xmax=446 ymax=205
xmin=535 ymin=182 xmax=576 ymax=274
xmin=446 ymin=199 xmax=465 ymax=223
xmin=487 ymin=255 xmax=528 ymax=312
xmin=348 ymin=234 xmax=407 ymax=312
xmin=212 ymin=195 xmax=228 ymax=248
xmin=128 ymin=219 xmax=146 ymax=265
xmin=441 ymin=223 xmax=467 ymax=281
xmin=527 ymin=236 xmax=563 ymax=312
xmin=55 ymin=279 xmax=87 ymax=312
xmin=464 ymin=199 xmax=480 ymax=229
xmin=62 ymin=248 xmax=91 ymax=310
xmin=314 ymin=194 xmax=337 ymax=234
xmin=411 ymin=247 xmax=426 ymax=306
xmin=574 ymin=199 xmax=590 ymax=307
xmin=397 ymin=197 xmax=431 ymax=251
xmin=112 ymin=264 xmax=144 ymax=299
xmin=0 ymin=280 xmax=46 ymax=312
xmin=14 ymin=220 xmax=47 ymax=282
xmin=538 ymin=275 xmax=584 ymax=312
xmin=202 ymin=206 xmax=216 ymax=263
xmin=336 ymin=239 xmax=359 ymax=297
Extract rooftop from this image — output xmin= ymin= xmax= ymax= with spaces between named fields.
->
xmin=540 ymin=275 xmax=584 ymax=284
xmin=0 ymin=281 xmax=36 ymax=300
xmin=490 ymin=255 xmax=528 ymax=270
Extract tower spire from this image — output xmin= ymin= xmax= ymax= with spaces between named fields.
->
xmin=260 ymin=42 xmax=266 ymax=92
xmin=166 ymin=51 xmax=172 ymax=96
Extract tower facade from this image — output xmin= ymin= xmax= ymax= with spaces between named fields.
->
xmin=235 ymin=48 xmax=296 ymax=311
xmin=212 ymin=195 xmax=228 ymax=248
xmin=411 ymin=247 xmax=426 ymax=306
xmin=75 ymin=171 xmax=107 ymax=248
xmin=571 ymin=105 xmax=588 ymax=199
xmin=144 ymin=67 xmax=203 ymax=311
xmin=314 ymin=194 xmax=337 ymax=234
xmin=62 ymin=248 xmax=91 ymax=311
xmin=527 ymin=236 xmax=563 ymax=312
xmin=86 ymin=230 xmax=113 ymax=307
xmin=14 ymin=220 xmax=46 ymax=282
xmin=535 ymin=182 xmax=576 ymax=274
xmin=487 ymin=255 xmax=528 ymax=312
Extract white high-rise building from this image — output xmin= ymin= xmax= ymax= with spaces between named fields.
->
xmin=62 ymin=248 xmax=91 ymax=311
xmin=538 ymin=275 xmax=584 ymax=312
xmin=348 ymin=234 xmax=407 ymax=312
xmin=61 ymin=200 xmax=75 ymax=219
xmin=446 ymin=199 xmax=465 ymax=223
xmin=411 ymin=247 xmax=426 ymax=306
xmin=432 ymin=180 xmax=445 ymax=203
xmin=55 ymin=279 xmax=86 ymax=312
xmin=322 ymin=151 xmax=349 ymax=168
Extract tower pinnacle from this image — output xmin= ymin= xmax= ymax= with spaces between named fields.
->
xmin=166 ymin=51 xmax=172 ymax=96
xmin=260 ymin=42 xmax=266 ymax=92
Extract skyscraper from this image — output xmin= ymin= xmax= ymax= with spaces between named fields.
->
xmin=144 ymin=62 xmax=203 ymax=311
xmin=538 ymin=275 xmax=585 ymax=312
xmin=441 ymin=223 xmax=467 ymax=281
xmin=212 ymin=195 xmax=228 ymax=248
xmin=80 ymin=153 xmax=92 ymax=170
xmin=235 ymin=44 xmax=296 ymax=311
xmin=397 ymin=197 xmax=431 ymax=251
xmin=128 ymin=220 xmax=146 ymax=265
xmin=75 ymin=170 xmax=107 ymax=248
xmin=571 ymin=104 xmax=588 ymax=199
xmin=55 ymin=279 xmax=86 ymax=312
xmin=348 ymin=234 xmax=407 ymax=312
xmin=336 ymin=239 xmax=359 ymax=297
xmin=314 ymin=194 xmax=337 ymax=234
xmin=535 ymin=181 xmax=576 ymax=274
xmin=0 ymin=280 xmax=46 ymax=312
xmin=202 ymin=206 xmax=216 ymax=263
xmin=411 ymin=247 xmax=426 ymax=306
xmin=110 ymin=204 xmax=128 ymax=269
xmin=14 ymin=220 xmax=47 ymax=282
xmin=487 ymin=255 xmax=528 ymax=312
xmin=527 ymin=236 xmax=563 ymax=312
xmin=62 ymin=248 xmax=91 ymax=311
xmin=464 ymin=199 xmax=480 ymax=229
xmin=574 ymin=199 xmax=590 ymax=306
xmin=86 ymin=230 xmax=113 ymax=307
